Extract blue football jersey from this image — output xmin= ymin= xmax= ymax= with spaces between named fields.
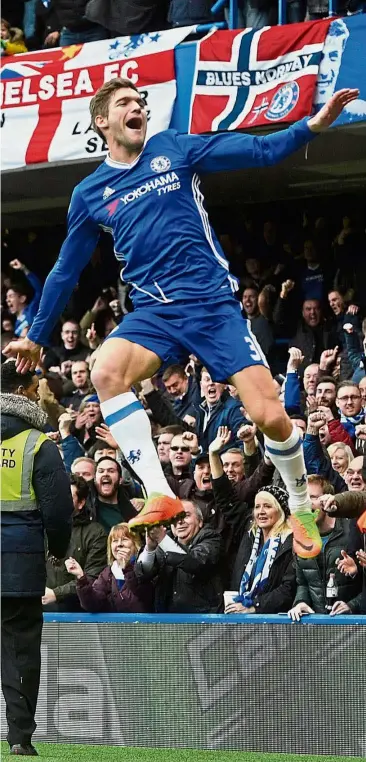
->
xmin=28 ymin=118 xmax=314 ymax=345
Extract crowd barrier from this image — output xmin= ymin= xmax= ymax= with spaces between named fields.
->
xmin=2 ymin=613 xmax=365 ymax=756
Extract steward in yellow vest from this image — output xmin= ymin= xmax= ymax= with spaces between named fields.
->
xmin=1 ymin=360 xmax=73 ymax=755
xmin=1 ymin=389 xmax=73 ymax=597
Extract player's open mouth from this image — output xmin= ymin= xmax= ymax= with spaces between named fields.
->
xmin=125 ymin=116 xmax=143 ymax=131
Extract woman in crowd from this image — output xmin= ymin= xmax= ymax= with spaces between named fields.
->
xmin=225 ymin=485 xmax=296 ymax=615
xmin=327 ymin=442 xmax=353 ymax=478
xmin=65 ymin=522 xmax=154 ymax=612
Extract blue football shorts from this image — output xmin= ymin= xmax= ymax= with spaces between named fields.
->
xmin=106 ymin=298 xmax=268 ymax=382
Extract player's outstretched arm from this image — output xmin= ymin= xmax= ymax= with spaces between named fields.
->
xmin=178 ymin=89 xmax=359 ymax=173
xmin=4 ymin=187 xmax=100 ymax=371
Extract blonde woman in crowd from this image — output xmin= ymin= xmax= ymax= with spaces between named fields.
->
xmin=225 ymin=486 xmax=296 ymax=615
xmin=327 ymin=442 xmax=353 ymax=477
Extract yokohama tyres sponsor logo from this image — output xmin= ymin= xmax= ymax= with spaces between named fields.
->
xmin=121 ymin=172 xmax=180 ymax=205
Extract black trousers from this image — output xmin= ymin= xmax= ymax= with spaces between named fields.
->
xmin=1 ymin=597 xmax=43 ymax=747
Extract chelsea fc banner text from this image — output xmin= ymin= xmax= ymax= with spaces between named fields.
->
xmin=0 ymin=28 xmax=193 ymax=171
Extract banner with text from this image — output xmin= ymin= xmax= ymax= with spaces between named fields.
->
xmin=189 ymin=20 xmax=332 ymax=133
xmin=0 ymin=28 xmax=193 ymax=171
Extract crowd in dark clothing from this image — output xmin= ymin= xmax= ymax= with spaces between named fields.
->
xmin=2 ymin=0 xmax=365 ymax=58
xmin=1 ymin=200 xmax=366 ymax=617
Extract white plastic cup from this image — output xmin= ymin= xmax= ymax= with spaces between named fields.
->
xmin=224 ymin=591 xmax=238 ymax=609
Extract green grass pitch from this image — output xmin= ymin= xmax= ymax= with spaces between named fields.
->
xmin=1 ymin=743 xmax=364 ymax=761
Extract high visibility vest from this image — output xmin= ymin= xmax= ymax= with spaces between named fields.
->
xmin=0 ymin=429 xmax=48 ymax=512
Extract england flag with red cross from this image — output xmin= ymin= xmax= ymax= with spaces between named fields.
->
xmin=189 ymin=19 xmax=332 ymax=133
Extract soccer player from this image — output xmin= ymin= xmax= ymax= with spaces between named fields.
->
xmin=4 ymin=79 xmax=359 ymax=558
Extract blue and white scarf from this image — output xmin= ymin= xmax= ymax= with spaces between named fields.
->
xmin=234 ymin=530 xmax=281 ymax=607
xmin=340 ymin=411 xmax=364 ymax=439
xmin=111 ymin=561 xmax=125 ymax=591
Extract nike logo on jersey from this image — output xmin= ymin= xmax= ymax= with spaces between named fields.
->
xmin=103 ymin=186 xmax=115 ymax=200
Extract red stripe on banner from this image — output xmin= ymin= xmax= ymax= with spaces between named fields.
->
xmin=25 ymin=100 xmax=63 ymax=164
xmin=256 ymin=19 xmax=332 ymax=59
xmin=190 ymin=94 xmax=230 ymax=133
xmin=199 ymin=30 xmax=241 ymax=63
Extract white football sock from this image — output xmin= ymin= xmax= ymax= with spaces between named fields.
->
xmin=101 ymin=392 xmax=175 ymax=499
xmin=264 ymin=426 xmax=310 ymax=514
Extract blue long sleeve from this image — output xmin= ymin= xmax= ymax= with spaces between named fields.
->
xmin=61 ymin=435 xmax=85 ymax=474
xmin=303 ymin=434 xmax=348 ymax=493
xmin=28 ymin=187 xmax=100 ymax=346
xmin=24 ymin=270 xmax=42 ymax=324
xmin=177 ymin=117 xmax=315 ymax=173
xmin=284 ymin=371 xmax=302 ymax=415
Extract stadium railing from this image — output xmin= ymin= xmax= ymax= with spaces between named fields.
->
xmin=2 ymin=612 xmax=362 ymax=755
xmin=196 ymin=0 xmax=339 ymax=31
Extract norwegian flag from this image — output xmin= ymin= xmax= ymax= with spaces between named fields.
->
xmin=0 ymin=28 xmax=193 ymax=171
xmin=189 ymin=19 xmax=332 ymax=133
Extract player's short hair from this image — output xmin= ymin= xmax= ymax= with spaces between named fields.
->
xmin=90 ymin=77 xmax=141 ymax=139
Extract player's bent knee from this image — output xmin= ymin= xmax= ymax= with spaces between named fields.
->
xmin=91 ymin=360 xmax=130 ymax=396
xmin=252 ymin=400 xmax=289 ymax=434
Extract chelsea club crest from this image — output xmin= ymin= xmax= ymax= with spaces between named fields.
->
xmin=265 ymin=82 xmax=300 ymax=121
xmin=150 ymin=156 xmax=171 ymax=172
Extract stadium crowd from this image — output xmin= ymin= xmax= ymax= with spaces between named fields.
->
xmin=1 ymin=202 xmax=366 ymax=618
xmin=1 ymin=0 xmax=365 ymax=56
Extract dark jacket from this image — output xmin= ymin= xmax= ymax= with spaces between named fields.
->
xmin=290 ymin=321 xmax=337 ymax=369
xmin=328 ymin=490 xmax=366 ymax=614
xmin=294 ymin=517 xmax=362 ymax=613
xmin=273 ymin=296 xmax=337 ymax=368
xmin=1 ymin=394 xmax=72 ymax=597
xmin=76 ymin=562 xmax=154 ymax=613
xmin=168 ymin=0 xmax=214 ymax=25
xmin=35 ymin=0 xmax=61 ymax=46
xmin=210 ymin=458 xmax=275 ymax=557
xmin=196 ymin=391 xmax=245 ymax=453
xmin=85 ymin=0 xmax=168 ymax=35
xmin=136 ymin=526 xmax=224 ymax=613
xmin=171 ymin=375 xmax=202 ymax=420
xmin=145 ymin=387 xmax=245 ymax=451
xmin=89 ymin=483 xmax=136 ymax=533
xmin=167 ymin=475 xmax=234 ymax=583
xmin=45 ymin=509 xmax=107 ymax=610
xmin=44 ymin=341 xmax=89 ymax=371
xmin=211 ymin=459 xmax=276 ymax=533
xmin=52 ymin=0 xmax=95 ymax=30
xmin=210 ymin=465 xmax=295 ymax=612
xmin=231 ymin=532 xmax=296 ymax=614
xmin=249 ymin=313 xmax=275 ymax=360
